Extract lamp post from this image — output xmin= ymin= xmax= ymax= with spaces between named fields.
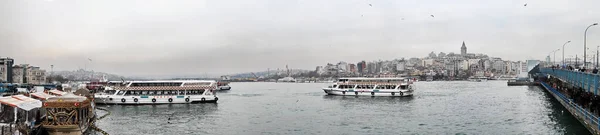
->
xmin=596 ymin=46 xmax=600 ymax=68
xmin=553 ymin=49 xmax=560 ymax=65
xmin=562 ymin=41 xmax=571 ymax=66
xmin=584 ymin=23 xmax=598 ymax=68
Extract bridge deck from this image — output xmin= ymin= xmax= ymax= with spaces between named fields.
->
xmin=541 ymin=68 xmax=600 ymax=134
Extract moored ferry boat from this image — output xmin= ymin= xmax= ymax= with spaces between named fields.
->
xmin=322 ymin=78 xmax=415 ymax=97
xmin=94 ymin=80 xmax=218 ymax=105
xmin=42 ymin=94 xmax=95 ymax=135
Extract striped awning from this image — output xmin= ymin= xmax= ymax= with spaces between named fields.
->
xmin=0 ymin=96 xmax=42 ymax=111
xmin=114 ymin=86 xmax=216 ymax=91
xmin=12 ymin=95 xmax=39 ymax=102
xmin=49 ymin=90 xmax=67 ymax=96
xmin=30 ymin=92 xmax=56 ymax=100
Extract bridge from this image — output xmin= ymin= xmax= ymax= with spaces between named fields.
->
xmin=540 ymin=67 xmax=600 ymax=134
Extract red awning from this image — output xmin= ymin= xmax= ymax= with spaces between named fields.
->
xmin=49 ymin=90 xmax=67 ymax=96
xmin=0 ymin=96 xmax=42 ymax=111
xmin=30 ymin=92 xmax=56 ymax=100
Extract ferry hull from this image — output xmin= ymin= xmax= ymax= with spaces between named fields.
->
xmin=44 ymin=125 xmax=89 ymax=135
xmin=322 ymin=88 xmax=413 ymax=97
xmin=218 ymin=86 xmax=231 ymax=90
xmin=94 ymin=96 xmax=218 ymax=105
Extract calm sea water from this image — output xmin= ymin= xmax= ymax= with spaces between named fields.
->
xmin=94 ymin=81 xmax=590 ymax=135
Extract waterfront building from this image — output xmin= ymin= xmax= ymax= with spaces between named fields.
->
xmin=12 ymin=64 xmax=47 ymax=84
xmin=357 ymin=61 xmax=366 ymax=74
xmin=0 ymin=57 xmax=14 ymax=83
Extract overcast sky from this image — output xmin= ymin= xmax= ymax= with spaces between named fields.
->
xmin=1 ymin=0 xmax=600 ymax=76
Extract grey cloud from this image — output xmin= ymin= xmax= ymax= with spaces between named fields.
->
xmin=2 ymin=0 xmax=600 ymax=77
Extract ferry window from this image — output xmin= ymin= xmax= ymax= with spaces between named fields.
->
xmin=333 ymin=85 xmax=337 ymax=88
xmin=158 ymin=91 xmax=163 ymax=95
xmin=376 ymin=85 xmax=385 ymax=89
xmin=399 ymin=85 xmax=407 ymax=90
xmin=133 ymin=91 xmax=139 ymax=95
xmin=179 ymin=91 xmax=184 ymax=95
xmin=125 ymin=91 xmax=132 ymax=95
xmin=149 ymin=91 xmax=156 ymax=95
xmin=141 ymin=91 xmax=147 ymax=95
xmin=117 ymin=91 xmax=125 ymax=95
xmin=171 ymin=91 xmax=177 ymax=95
xmin=199 ymin=90 xmax=205 ymax=94
xmin=191 ymin=90 xmax=197 ymax=94
xmin=106 ymin=90 xmax=116 ymax=95
xmin=186 ymin=90 xmax=191 ymax=94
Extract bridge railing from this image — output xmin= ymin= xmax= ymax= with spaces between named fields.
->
xmin=541 ymin=68 xmax=600 ymax=131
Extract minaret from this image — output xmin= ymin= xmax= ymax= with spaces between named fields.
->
xmin=461 ymin=41 xmax=467 ymax=56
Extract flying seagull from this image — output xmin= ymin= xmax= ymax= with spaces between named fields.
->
xmin=430 ymin=15 xmax=435 ymax=18
xmin=401 ymin=18 xmax=405 ymax=20
xmin=524 ymin=3 xmax=527 ymax=6
xmin=369 ymin=4 xmax=372 ymax=7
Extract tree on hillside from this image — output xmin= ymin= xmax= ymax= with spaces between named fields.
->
xmin=47 ymin=75 xmax=70 ymax=83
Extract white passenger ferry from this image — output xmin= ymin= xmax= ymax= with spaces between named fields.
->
xmin=94 ymin=80 xmax=218 ymax=105
xmin=322 ymin=78 xmax=415 ymax=97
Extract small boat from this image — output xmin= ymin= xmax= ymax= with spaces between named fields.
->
xmin=217 ymin=82 xmax=231 ymax=90
xmin=468 ymin=76 xmax=487 ymax=82
xmin=94 ymin=80 xmax=219 ymax=105
xmin=322 ymin=77 xmax=415 ymax=97
xmin=277 ymin=77 xmax=296 ymax=83
xmin=217 ymin=75 xmax=232 ymax=90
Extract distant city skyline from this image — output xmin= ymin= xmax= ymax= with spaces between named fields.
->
xmin=2 ymin=0 xmax=599 ymax=76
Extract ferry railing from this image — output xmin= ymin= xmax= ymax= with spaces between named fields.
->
xmin=541 ymin=68 xmax=600 ymax=131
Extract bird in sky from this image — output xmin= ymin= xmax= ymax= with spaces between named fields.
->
xmin=524 ymin=3 xmax=527 ymax=6
xmin=430 ymin=15 xmax=435 ymax=18
xmin=369 ymin=4 xmax=372 ymax=7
